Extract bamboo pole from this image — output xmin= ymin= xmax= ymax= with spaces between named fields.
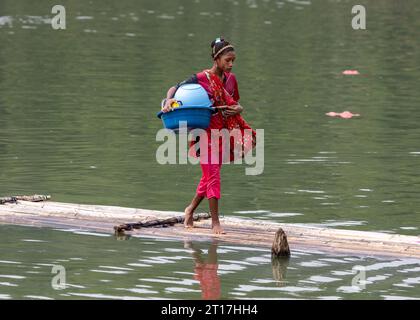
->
xmin=0 ymin=200 xmax=419 ymax=258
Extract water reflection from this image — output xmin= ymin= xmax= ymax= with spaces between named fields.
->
xmin=1 ymin=226 xmax=419 ymax=299
xmin=115 ymin=233 xmax=131 ymax=241
xmin=185 ymin=240 xmax=221 ymax=300
xmin=184 ymin=239 xmax=291 ymax=298
xmin=271 ymin=256 xmax=290 ymax=286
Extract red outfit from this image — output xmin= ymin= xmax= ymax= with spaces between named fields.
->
xmin=191 ymin=70 xmax=256 ymax=199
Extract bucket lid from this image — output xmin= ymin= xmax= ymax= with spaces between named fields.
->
xmin=174 ymin=84 xmax=213 ymax=108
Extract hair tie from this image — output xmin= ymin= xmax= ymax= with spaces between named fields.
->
xmin=213 ymin=37 xmax=222 ymax=55
xmin=213 ymin=44 xmax=234 ymax=59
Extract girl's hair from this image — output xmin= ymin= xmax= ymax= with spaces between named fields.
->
xmin=211 ymin=37 xmax=235 ymax=59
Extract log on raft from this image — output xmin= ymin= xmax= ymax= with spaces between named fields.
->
xmin=114 ymin=212 xmax=211 ymax=233
xmin=0 ymin=194 xmax=51 ymax=204
xmin=0 ymin=199 xmax=419 ymax=259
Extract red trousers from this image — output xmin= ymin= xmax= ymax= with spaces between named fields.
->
xmin=193 ymin=119 xmax=225 ymax=200
xmin=196 ymin=161 xmax=222 ymax=199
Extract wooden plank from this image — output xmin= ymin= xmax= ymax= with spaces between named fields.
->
xmin=1 ymin=200 xmax=419 ymax=258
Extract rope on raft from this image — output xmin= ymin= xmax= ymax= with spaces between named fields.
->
xmin=114 ymin=212 xmax=211 ymax=234
xmin=0 ymin=194 xmax=51 ymax=205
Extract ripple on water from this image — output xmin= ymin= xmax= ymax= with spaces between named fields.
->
xmin=126 ymin=263 xmax=152 ymax=268
xmin=234 ymin=284 xmax=321 ymax=293
xmin=0 ymin=260 xmax=21 ymax=264
xmin=251 ymin=279 xmax=278 ymax=284
xmin=266 ymin=212 xmax=304 ymax=218
xmin=139 ymin=277 xmax=198 ymax=286
xmin=164 ymin=248 xmax=192 ymax=253
xmin=98 ymin=266 xmax=134 ymax=271
xmin=398 ymin=266 xmax=420 ymax=273
xmin=115 ymin=287 xmax=159 ymax=294
xmin=336 ymin=285 xmax=363 ymax=294
xmin=173 ymin=271 xmax=195 ymax=276
xmin=245 ymin=256 xmax=271 ymax=264
xmin=139 ymin=256 xmax=187 ymax=265
xmin=287 ymin=0 xmax=312 ymax=6
xmin=75 ymin=16 xmax=94 ymax=20
xmin=308 ymin=276 xmax=341 ymax=283
xmin=365 ymin=274 xmax=392 ymax=284
xmin=363 ymin=259 xmax=420 ymax=271
xmin=90 ymin=269 xmax=128 ymax=275
xmin=24 ymin=295 xmax=54 ymax=300
xmin=165 ymin=287 xmax=201 ymax=293
xmin=298 ymin=261 xmax=330 ymax=268
xmin=0 ymin=282 xmax=18 ymax=287
xmin=72 ymin=231 xmax=110 ymax=237
xmin=219 ymin=259 xmax=257 ymax=266
xmin=306 ymin=220 xmax=367 ymax=227
xmin=218 ymin=264 xmax=247 ymax=271
xmin=319 ymin=258 xmax=350 ymax=264
xmin=35 ymin=263 xmax=56 ymax=267
xmin=394 ymin=277 xmax=420 ymax=287
xmin=22 ymin=15 xmax=52 ymax=25
xmin=318 ymin=296 xmax=342 ymax=300
xmin=67 ymin=293 xmax=140 ymax=300
xmin=288 ymin=159 xmax=328 ymax=163
xmin=220 ymin=246 xmax=267 ymax=252
xmin=0 ymin=275 xmax=26 ymax=279
xmin=0 ymin=16 xmax=13 ymax=27
xmin=157 ymin=14 xmax=175 ymax=20
xmin=298 ymin=190 xmax=325 ymax=194
xmin=383 ymin=295 xmax=420 ymax=300
xmin=233 ymin=210 xmax=269 ymax=214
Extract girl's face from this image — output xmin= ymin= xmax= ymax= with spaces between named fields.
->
xmin=216 ymin=51 xmax=236 ymax=73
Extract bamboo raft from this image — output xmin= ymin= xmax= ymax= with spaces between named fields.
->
xmin=0 ymin=196 xmax=419 ymax=259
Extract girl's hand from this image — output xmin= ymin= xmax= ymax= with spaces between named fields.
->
xmin=223 ymin=105 xmax=243 ymax=116
xmin=161 ymin=98 xmax=177 ymax=113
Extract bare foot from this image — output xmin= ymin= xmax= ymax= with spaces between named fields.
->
xmin=184 ymin=206 xmax=194 ymax=229
xmin=212 ymin=223 xmax=226 ymax=234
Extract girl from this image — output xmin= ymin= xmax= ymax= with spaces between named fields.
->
xmin=161 ymin=37 xmax=256 ymax=234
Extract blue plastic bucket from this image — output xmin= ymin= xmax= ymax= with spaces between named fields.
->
xmin=157 ymin=84 xmax=215 ymax=130
xmin=157 ymin=106 xmax=214 ymax=130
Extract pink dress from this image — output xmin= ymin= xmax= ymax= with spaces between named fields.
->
xmin=192 ymin=70 xmax=256 ymax=199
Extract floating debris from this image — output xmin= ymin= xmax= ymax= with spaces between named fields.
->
xmin=326 ymin=111 xmax=360 ymax=119
xmin=342 ymin=70 xmax=360 ymax=75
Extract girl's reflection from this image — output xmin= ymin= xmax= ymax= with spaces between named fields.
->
xmin=184 ymin=240 xmax=221 ymax=300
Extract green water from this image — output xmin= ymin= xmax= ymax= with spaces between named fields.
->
xmin=0 ymin=225 xmax=419 ymax=300
xmin=0 ymin=0 xmax=419 ymax=299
